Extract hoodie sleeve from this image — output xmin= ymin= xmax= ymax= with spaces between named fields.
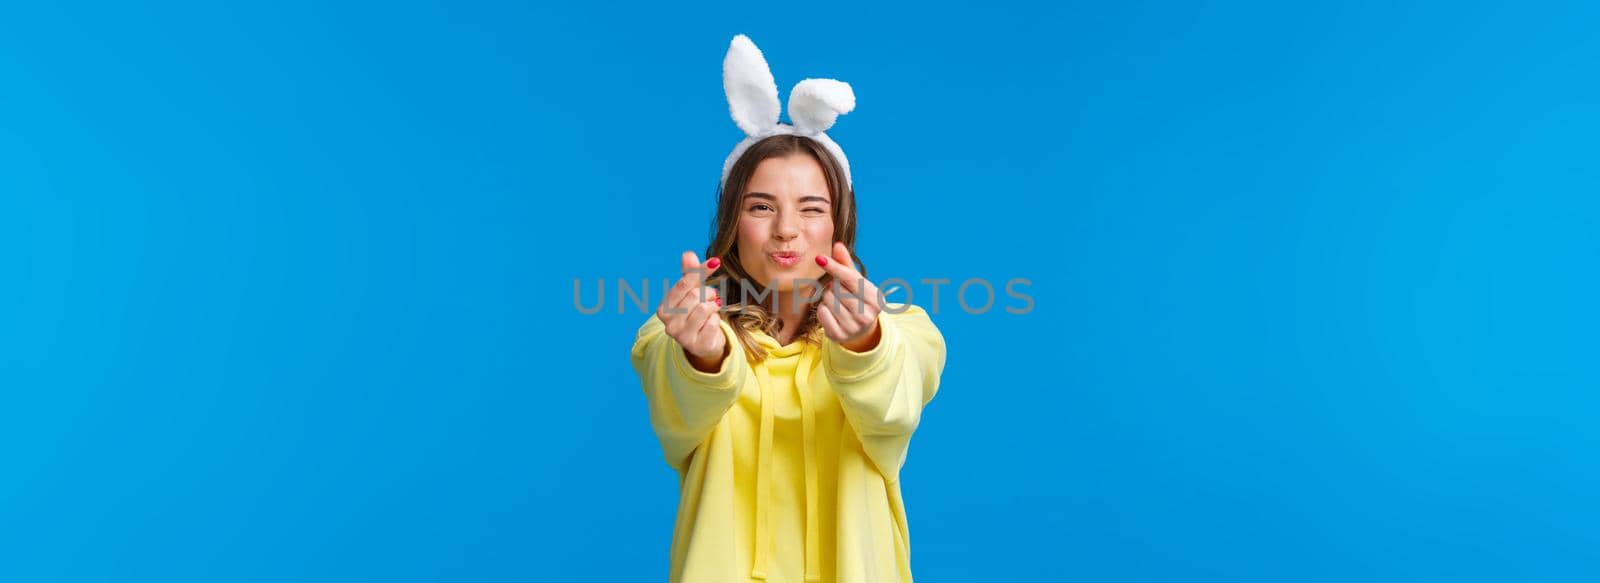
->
xmin=822 ymin=303 xmax=947 ymax=480
xmin=630 ymin=314 xmax=751 ymax=471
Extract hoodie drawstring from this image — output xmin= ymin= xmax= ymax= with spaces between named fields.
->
xmin=796 ymin=346 xmax=821 ymax=582
xmin=751 ymin=343 xmax=821 ymax=582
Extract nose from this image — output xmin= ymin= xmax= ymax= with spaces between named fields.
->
xmin=774 ymin=209 xmax=800 ymax=241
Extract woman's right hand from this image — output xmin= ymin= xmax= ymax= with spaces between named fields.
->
xmin=657 ymin=251 xmax=726 ymax=371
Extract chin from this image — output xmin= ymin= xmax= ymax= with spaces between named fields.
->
xmin=776 ymin=276 xmax=824 ymax=293
xmin=755 ymin=277 xmax=797 ymax=292
xmin=748 ymin=268 xmax=822 ymax=294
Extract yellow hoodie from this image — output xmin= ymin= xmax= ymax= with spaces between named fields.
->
xmin=631 ymin=304 xmax=946 ymax=583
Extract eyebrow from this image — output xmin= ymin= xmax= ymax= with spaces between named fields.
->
xmin=744 ymin=192 xmax=832 ymax=204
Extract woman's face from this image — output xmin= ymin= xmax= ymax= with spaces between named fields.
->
xmin=736 ymin=153 xmax=835 ymax=293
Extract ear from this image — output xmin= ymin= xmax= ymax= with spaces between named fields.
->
xmin=789 ymin=78 xmax=855 ymax=135
xmin=723 ymin=35 xmax=781 ymax=137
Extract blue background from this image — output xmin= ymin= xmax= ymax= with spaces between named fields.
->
xmin=3 ymin=1 xmax=1597 ymax=581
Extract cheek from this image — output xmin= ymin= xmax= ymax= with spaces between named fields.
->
xmin=804 ymin=219 xmax=834 ymax=247
xmin=804 ymin=219 xmax=835 ymax=275
xmin=737 ymin=219 xmax=767 ymax=262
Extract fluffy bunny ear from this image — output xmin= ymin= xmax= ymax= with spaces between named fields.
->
xmin=788 ymin=78 xmax=855 ymax=135
xmin=723 ymin=35 xmax=781 ymax=137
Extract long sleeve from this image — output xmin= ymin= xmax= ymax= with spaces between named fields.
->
xmin=630 ymin=314 xmax=751 ymax=471
xmin=821 ymin=303 xmax=946 ymax=480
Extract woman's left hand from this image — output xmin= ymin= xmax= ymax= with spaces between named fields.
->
xmin=816 ymin=242 xmax=883 ymax=352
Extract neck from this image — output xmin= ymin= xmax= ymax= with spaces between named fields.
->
xmin=768 ymin=283 xmax=816 ymax=345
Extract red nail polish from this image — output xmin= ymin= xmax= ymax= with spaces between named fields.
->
xmin=714 ymin=298 xmax=722 ymax=306
xmin=706 ymin=257 xmax=720 ymax=270
xmin=815 ymin=255 xmax=828 ymax=267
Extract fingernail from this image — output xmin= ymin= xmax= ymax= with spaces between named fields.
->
xmin=706 ymin=257 xmax=720 ymax=270
xmin=815 ymin=255 xmax=828 ymax=267
xmin=714 ymin=298 xmax=722 ymax=306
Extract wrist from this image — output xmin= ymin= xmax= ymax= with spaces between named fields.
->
xmin=686 ymin=344 xmax=728 ymax=373
xmin=838 ymin=319 xmax=882 ymax=353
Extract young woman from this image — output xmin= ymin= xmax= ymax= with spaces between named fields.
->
xmin=630 ymin=36 xmax=946 ymax=583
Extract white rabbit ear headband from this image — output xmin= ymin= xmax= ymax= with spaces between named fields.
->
xmin=721 ymin=34 xmax=856 ymax=190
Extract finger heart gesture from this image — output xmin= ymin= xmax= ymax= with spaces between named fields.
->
xmin=656 ymin=251 xmax=727 ymax=369
xmin=815 ymin=242 xmax=884 ymax=352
